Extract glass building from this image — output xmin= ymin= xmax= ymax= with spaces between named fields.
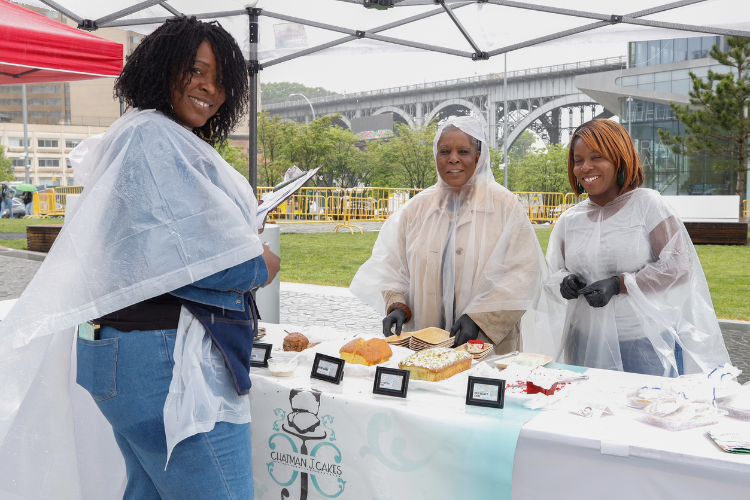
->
xmin=577 ymin=35 xmax=743 ymax=197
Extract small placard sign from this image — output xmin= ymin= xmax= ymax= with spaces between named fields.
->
xmin=311 ymin=353 xmax=345 ymax=384
xmin=373 ymin=367 xmax=410 ymax=398
xmin=250 ymin=342 xmax=272 ymax=368
xmin=466 ymin=376 xmax=505 ymax=409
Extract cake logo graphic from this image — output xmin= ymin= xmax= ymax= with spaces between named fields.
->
xmin=267 ymin=388 xmax=345 ymax=499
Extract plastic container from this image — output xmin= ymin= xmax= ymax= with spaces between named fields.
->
xmin=268 ymin=357 xmax=298 ymax=377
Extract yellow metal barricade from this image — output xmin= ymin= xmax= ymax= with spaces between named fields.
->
xmin=254 ymin=187 xmax=590 ymax=228
xmin=743 ymin=199 xmax=748 ymax=218
xmin=31 ymin=189 xmax=64 ymax=218
xmin=514 ymin=192 xmax=566 ymax=223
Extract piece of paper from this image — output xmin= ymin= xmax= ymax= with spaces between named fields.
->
xmin=256 ymin=166 xmax=321 ymax=227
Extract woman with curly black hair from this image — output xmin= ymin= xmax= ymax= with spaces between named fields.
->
xmin=0 ymin=16 xmax=279 ymax=499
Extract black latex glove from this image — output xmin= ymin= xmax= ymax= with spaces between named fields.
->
xmin=450 ymin=314 xmax=480 ymax=347
xmin=579 ymin=276 xmax=621 ymax=308
xmin=560 ymin=274 xmax=587 ymax=300
xmin=383 ymin=309 xmax=407 ymax=337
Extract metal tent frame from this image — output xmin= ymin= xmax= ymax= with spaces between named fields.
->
xmin=33 ymin=0 xmax=750 ymax=192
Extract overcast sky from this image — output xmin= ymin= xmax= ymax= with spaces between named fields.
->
xmin=255 ymin=0 xmax=748 ymax=94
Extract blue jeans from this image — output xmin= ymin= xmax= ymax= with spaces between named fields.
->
xmin=25 ymin=202 xmax=32 ymax=216
xmin=76 ymin=326 xmax=253 ymax=500
xmin=619 ymin=337 xmax=684 ymax=377
xmin=1 ymin=199 xmax=13 ymax=218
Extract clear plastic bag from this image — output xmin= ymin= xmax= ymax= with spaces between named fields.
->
xmin=639 ymin=398 xmax=726 ymax=431
xmin=719 ymin=382 xmax=750 ymax=421
xmin=163 ymin=307 xmax=251 ymax=467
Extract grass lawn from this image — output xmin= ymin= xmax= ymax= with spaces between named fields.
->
xmin=0 ymin=218 xmax=64 ymax=233
xmin=0 ymin=218 xmax=64 ymax=251
xmin=2 ymin=219 xmax=747 ymax=320
xmin=280 ymin=227 xmax=749 ymax=321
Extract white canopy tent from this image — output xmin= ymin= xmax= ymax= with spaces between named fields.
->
xmin=18 ymin=0 xmax=750 ymax=191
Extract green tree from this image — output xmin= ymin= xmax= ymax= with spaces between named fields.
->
xmin=659 ymin=36 xmax=750 ymax=207
xmin=509 ymin=130 xmax=537 ymax=159
xmin=376 ymin=122 xmax=437 ymax=189
xmin=0 ymin=146 xmax=14 ymax=182
xmin=491 ymin=131 xmax=538 ymax=184
xmin=509 ymin=144 xmax=570 ymax=193
xmin=257 ymin=111 xmax=292 ymax=187
xmin=284 ymin=115 xmax=337 ymax=174
xmin=261 ymin=82 xmax=335 ymax=103
xmin=215 ymin=140 xmax=250 ymax=179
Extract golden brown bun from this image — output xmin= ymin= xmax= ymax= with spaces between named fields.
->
xmin=283 ymin=332 xmax=309 ymax=352
xmin=339 ymin=338 xmax=392 ymax=366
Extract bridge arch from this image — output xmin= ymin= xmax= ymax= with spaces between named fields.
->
xmin=425 ymin=98 xmax=488 ymax=130
xmin=373 ymin=106 xmax=414 ymax=128
xmin=506 ymin=93 xmax=597 ymax=149
xmin=324 ymin=113 xmax=351 ymax=130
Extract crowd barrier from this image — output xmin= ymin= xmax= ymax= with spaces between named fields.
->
xmin=258 ymin=186 xmax=588 ymax=228
xmin=743 ymin=199 xmax=748 ymax=218
xmin=29 ymin=185 xmax=84 ymax=218
xmin=27 ymin=186 xmax=591 ymax=225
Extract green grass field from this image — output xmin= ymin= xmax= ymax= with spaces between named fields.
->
xmin=2 ymin=220 xmax=748 ymax=320
xmin=0 ymin=218 xmax=64 ymax=251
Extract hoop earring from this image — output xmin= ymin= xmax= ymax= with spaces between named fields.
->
xmin=197 ymin=126 xmax=213 ymax=142
xmin=617 ymin=169 xmax=625 ymax=187
xmin=577 ymin=181 xmax=586 ymax=194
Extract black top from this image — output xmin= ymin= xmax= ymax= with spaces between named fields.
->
xmin=96 ymin=293 xmax=182 ymax=332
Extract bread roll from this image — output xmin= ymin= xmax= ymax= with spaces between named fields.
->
xmin=339 ymin=338 xmax=392 ymax=366
xmin=283 ymin=332 xmax=309 ymax=352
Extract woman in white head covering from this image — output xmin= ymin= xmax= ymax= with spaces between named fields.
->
xmin=350 ymin=116 xmax=549 ymax=353
xmin=545 ymin=119 xmax=730 ymax=376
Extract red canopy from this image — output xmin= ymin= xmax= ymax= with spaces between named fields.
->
xmin=0 ymin=0 xmax=122 ymax=85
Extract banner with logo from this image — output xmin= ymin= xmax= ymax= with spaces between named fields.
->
xmin=249 ymin=375 xmax=540 ymax=500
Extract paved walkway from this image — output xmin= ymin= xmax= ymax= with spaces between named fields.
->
xmin=2 ymin=248 xmax=748 ymax=384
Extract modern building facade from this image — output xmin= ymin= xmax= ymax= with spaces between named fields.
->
xmin=577 ymin=36 xmax=747 ymax=198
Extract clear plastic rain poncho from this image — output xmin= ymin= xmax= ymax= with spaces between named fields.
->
xmin=0 ymin=109 xmax=264 ymax=498
xmin=545 ymin=188 xmax=730 ymax=376
xmin=350 ymin=116 xmax=556 ymax=353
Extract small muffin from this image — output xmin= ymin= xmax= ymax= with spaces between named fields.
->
xmin=283 ymin=332 xmax=309 ymax=352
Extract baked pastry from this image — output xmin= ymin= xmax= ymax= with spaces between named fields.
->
xmin=466 ymin=340 xmax=484 ymax=354
xmin=398 ymin=347 xmax=471 ymax=382
xmin=283 ymin=332 xmax=309 ymax=352
xmin=339 ymin=338 xmax=392 ymax=366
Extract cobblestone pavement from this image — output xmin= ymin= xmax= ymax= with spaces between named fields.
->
xmin=280 ymin=290 xmax=382 ymax=335
xmin=1 ymin=250 xmax=748 ymax=383
xmin=0 ymin=254 xmax=42 ymax=300
xmin=724 ymin=328 xmax=750 ymax=385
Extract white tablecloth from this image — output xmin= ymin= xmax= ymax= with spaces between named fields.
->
xmin=253 ymin=323 xmax=750 ymax=500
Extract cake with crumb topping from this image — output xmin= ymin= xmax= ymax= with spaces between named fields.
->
xmin=398 ymin=347 xmax=471 ymax=382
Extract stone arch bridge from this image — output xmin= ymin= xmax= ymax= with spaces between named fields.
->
xmin=262 ymin=57 xmax=624 ymax=149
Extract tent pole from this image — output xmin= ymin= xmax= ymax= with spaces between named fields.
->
xmin=22 ymin=84 xmax=30 ymax=184
xmin=248 ymin=8 xmax=259 ymax=194
xmin=502 ymin=54 xmax=508 ymax=189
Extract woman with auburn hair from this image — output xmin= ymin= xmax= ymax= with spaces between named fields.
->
xmin=545 ymin=119 xmax=729 ymax=376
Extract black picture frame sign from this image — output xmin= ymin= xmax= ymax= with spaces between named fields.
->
xmin=310 ymin=353 xmax=345 ymax=385
xmin=466 ymin=376 xmax=505 ymax=409
xmin=373 ymin=366 xmax=410 ymax=398
xmin=250 ymin=342 xmax=273 ymax=368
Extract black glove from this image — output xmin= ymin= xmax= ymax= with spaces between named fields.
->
xmin=560 ymin=274 xmax=587 ymax=300
xmin=450 ymin=314 xmax=480 ymax=347
xmin=579 ymin=276 xmax=621 ymax=308
xmin=383 ymin=309 xmax=407 ymax=337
